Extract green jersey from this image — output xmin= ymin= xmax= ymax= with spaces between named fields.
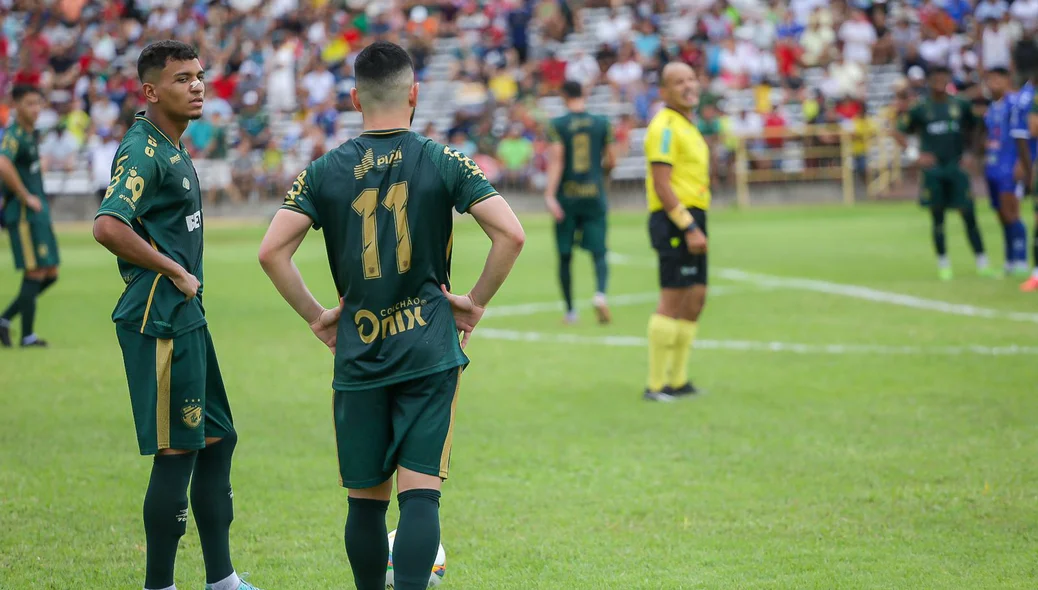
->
xmin=0 ymin=122 xmax=48 ymax=225
xmin=546 ymin=112 xmax=613 ymax=208
xmin=95 ymin=113 xmax=207 ymax=339
xmin=282 ymin=129 xmax=498 ymax=392
xmin=898 ymin=96 xmax=977 ymax=168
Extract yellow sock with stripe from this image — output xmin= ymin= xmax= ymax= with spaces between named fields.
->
xmin=647 ymin=314 xmax=680 ymax=392
xmin=670 ymin=320 xmax=699 ymax=388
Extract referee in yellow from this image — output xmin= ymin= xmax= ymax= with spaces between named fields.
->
xmin=642 ymin=62 xmax=710 ymax=402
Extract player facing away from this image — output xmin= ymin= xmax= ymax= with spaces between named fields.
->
xmin=543 ymin=80 xmax=617 ymax=324
xmin=642 ymin=62 xmax=710 ymax=403
xmin=1012 ymin=40 xmax=1038 ymax=291
xmin=258 ymin=42 xmax=525 ymax=590
xmin=92 ymin=41 xmax=261 ymax=590
xmin=0 ymin=85 xmax=59 ymax=348
xmin=896 ymin=65 xmax=994 ymax=281
xmin=983 ymin=67 xmax=1029 ymax=276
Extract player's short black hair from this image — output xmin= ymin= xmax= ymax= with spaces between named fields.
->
xmin=11 ymin=85 xmax=42 ymax=102
xmin=561 ymin=80 xmax=584 ymax=99
xmin=354 ymin=41 xmax=415 ymax=99
xmin=986 ymin=66 xmax=1010 ymax=76
xmin=137 ymin=40 xmax=199 ymax=83
xmin=1014 ymin=39 xmax=1038 ymax=77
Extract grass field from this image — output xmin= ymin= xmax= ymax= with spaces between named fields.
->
xmin=1 ymin=202 xmax=1037 ymax=589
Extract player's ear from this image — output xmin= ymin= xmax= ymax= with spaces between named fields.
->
xmin=141 ymin=81 xmax=160 ymax=105
xmin=350 ymin=87 xmax=362 ymax=113
xmin=409 ymin=82 xmax=419 ymax=108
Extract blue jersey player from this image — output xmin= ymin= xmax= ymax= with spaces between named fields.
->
xmin=1011 ymin=40 xmax=1038 ymax=290
xmin=984 ymin=68 xmax=1029 ymax=275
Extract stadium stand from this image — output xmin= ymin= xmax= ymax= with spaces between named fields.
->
xmin=2 ymin=0 xmax=1031 ymax=208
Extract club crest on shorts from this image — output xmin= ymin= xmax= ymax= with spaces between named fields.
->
xmin=181 ymin=402 xmax=202 ymax=429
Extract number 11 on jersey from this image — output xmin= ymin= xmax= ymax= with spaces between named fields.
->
xmin=352 ymin=181 xmax=412 ymax=279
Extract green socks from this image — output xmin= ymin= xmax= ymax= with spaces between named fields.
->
xmin=392 ymin=489 xmax=441 ymax=590
xmin=593 ymin=252 xmax=608 ymax=294
xmin=345 ymin=497 xmax=391 ymax=590
xmin=191 ymin=433 xmax=237 ymax=584
xmin=143 ymin=452 xmax=197 ymax=589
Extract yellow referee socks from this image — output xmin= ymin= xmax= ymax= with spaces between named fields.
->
xmin=647 ymin=314 xmax=680 ymax=392
xmin=670 ymin=320 xmax=699 ymax=388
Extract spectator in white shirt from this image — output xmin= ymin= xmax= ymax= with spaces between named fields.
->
xmin=919 ymin=26 xmax=953 ymax=66
xmin=89 ymin=125 xmax=122 ymax=206
xmin=839 ymin=8 xmax=878 ymax=65
xmin=301 ymin=59 xmax=336 ymax=107
xmin=596 ymin=8 xmax=632 ymax=47
xmin=606 ymin=45 xmax=643 ymax=100
xmin=801 ymin=13 xmax=836 ymax=67
xmin=974 ymin=0 xmax=1008 ymax=22
xmin=1011 ymin=0 xmax=1038 ymax=31
xmin=981 ymin=18 xmax=1012 ymax=70
xmin=565 ymin=48 xmax=601 ymax=88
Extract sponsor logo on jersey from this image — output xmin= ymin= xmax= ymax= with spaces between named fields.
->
xmin=170 ymin=154 xmax=182 ymax=165
xmin=185 ymin=210 xmax=201 ymax=232
xmin=375 ymin=147 xmax=404 ymax=171
xmin=183 ymin=177 xmax=191 ymax=190
xmin=354 ymin=148 xmax=376 ymax=179
xmin=354 ymin=296 xmax=429 ymax=344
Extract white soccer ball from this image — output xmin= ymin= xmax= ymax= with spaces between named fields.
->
xmin=385 ymin=529 xmax=446 ymax=588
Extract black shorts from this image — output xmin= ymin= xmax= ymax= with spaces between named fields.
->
xmin=649 ymin=207 xmax=708 ymax=288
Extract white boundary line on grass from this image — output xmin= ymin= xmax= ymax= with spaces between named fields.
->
xmin=484 ymin=285 xmax=749 ymax=318
xmin=477 ymin=328 xmax=1038 ymax=356
xmin=607 ymin=253 xmax=1038 ymax=324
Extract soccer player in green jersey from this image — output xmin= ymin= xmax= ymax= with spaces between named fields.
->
xmin=0 ymin=85 xmax=59 ymax=348
xmin=258 ymin=41 xmax=525 ymax=590
xmin=92 ymin=41 xmax=261 ymax=590
xmin=896 ymin=65 xmax=993 ymax=280
xmin=544 ymin=80 xmax=616 ymax=324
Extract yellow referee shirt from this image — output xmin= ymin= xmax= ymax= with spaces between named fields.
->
xmin=643 ymin=107 xmax=711 ymax=212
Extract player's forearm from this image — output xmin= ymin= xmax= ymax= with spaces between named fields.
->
xmin=0 ymin=157 xmax=30 ymax=201
xmin=468 ymin=236 xmax=525 ymax=308
xmin=259 ymin=255 xmax=324 ymax=324
xmin=654 ymin=179 xmax=682 ymax=215
xmin=92 ymin=217 xmax=186 ymax=279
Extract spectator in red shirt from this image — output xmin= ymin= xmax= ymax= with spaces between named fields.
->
xmin=539 ymin=49 xmax=567 ymax=96
xmin=776 ymin=36 xmax=802 ymax=78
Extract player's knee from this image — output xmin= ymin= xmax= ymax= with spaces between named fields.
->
xmin=397 ymin=466 xmax=442 ymax=494
xmin=25 ymin=269 xmax=47 ymax=281
xmin=156 ymin=447 xmax=197 ymax=456
xmin=349 ymin=477 xmax=393 ymax=501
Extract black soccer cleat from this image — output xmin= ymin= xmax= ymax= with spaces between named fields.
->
xmin=0 ymin=324 xmax=10 ymax=348
xmin=664 ymin=382 xmax=701 ymax=398
xmin=643 ymin=388 xmax=676 ymax=402
xmin=20 ymin=338 xmax=48 ymax=348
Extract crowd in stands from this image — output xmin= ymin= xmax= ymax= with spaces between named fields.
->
xmin=2 ymin=0 xmax=1037 ymax=201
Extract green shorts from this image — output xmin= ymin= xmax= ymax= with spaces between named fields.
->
xmin=555 ymin=208 xmax=607 ymax=256
xmin=920 ymin=167 xmax=973 ymax=210
xmin=7 ymin=208 xmax=59 ymax=271
xmin=116 ymin=325 xmax=234 ymax=455
xmin=334 ymin=367 xmax=462 ymax=489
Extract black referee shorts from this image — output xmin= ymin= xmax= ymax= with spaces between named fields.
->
xmin=648 ymin=207 xmax=708 ymax=289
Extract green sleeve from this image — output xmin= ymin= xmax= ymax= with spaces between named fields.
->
xmin=95 ymin=137 xmax=163 ymax=225
xmin=0 ymin=128 xmax=20 ymax=162
xmin=424 ymin=140 xmax=499 ymax=213
xmin=546 ymin=118 xmax=563 ymax=143
xmin=281 ymin=160 xmax=322 ymax=230
xmin=896 ymin=107 xmax=917 ymax=135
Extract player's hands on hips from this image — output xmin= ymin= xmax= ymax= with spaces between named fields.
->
xmin=917 ymin=152 xmax=936 ymax=169
xmin=545 ymin=195 xmax=564 ymax=222
xmin=441 ymin=284 xmax=485 ymax=349
xmin=171 ymin=267 xmax=201 ymax=299
xmin=685 ymin=227 xmax=708 ymax=254
xmin=23 ymin=194 xmax=42 ymax=213
xmin=309 ymin=297 xmax=343 ymax=354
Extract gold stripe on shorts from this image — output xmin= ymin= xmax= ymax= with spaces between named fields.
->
xmin=18 ymin=204 xmax=36 ymax=270
xmin=140 ymin=239 xmax=161 ymax=333
xmin=439 ymin=369 xmax=463 ymax=478
xmin=155 ymin=338 xmax=174 ymax=450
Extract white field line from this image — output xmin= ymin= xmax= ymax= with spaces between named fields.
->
xmin=484 ymin=286 xmax=747 ymax=318
xmin=477 ymin=329 xmax=1038 ymax=356
xmin=607 ymin=253 xmax=1038 ymax=324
